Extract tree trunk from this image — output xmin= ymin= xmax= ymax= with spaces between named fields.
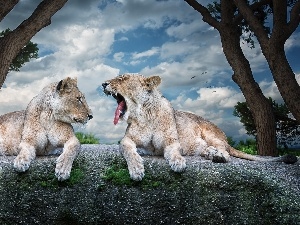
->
xmin=265 ymin=45 xmax=300 ymax=124
xmin=232 ymin=0 xmax=300 ymax=124
xmin=220 ymin=28 xmax=278 ymax=156
xmin=184 ymin=0 xmax=278 ymax=156
xmin=0 ymin=0 xmax=19 ymax=22
xmin=0 ymin=0 xmax=68 ymax=89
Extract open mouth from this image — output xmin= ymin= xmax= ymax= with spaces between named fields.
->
xmin=105 ymin=91 xmax=127 ymax=125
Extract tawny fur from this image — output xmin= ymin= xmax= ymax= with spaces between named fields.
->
xmin=103 ymin=74 xmax=297 ymax=181
xmin=0 ymin=77 xmax=93 ymax=181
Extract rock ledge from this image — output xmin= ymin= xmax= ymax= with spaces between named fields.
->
xmin=0 ymin=144 xmax=299 ymax=225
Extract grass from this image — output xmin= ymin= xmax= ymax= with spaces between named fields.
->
xmin=227 ymin=137 xmax=300 ymax=156
xmin=75 ymin=132 xmax=99 ymax=144
xmin=278 ymin=148 xmax=300 ymax=156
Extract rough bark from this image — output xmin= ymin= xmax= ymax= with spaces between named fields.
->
xmin=185 ymin=0 xmax=278 ymax=156
xmin=0 ymin=145 xmax=299 ymax=224
xmin=267 ymin=46 xmax=300 ymax=124
xmin=0 ymin=0 xmax=68 ymax=89
xmin=221 ymin=33 xmax=277 ymax=156
xmin=0 ymin=0 xmax=19 ymax=22
xmin=233 ymin=0 xmax=300 ymax=123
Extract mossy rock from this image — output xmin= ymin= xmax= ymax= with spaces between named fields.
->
xmin=0 ymin=145 xmax=299 ymax=225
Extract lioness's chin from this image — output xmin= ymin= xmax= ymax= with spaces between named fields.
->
xmin=121 ymin=111 xmax=129 ymax=122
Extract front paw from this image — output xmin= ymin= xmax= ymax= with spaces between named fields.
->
xmin=128 ymin=163 xmax=145 ymax=181
xmin=13 ymin=155 xmax=31 ymax=172
xmin=55 ymin=157 xmax=72 ymax=181
xmin=127 ymin=154 xmax=145 ymax=181
xmin=169 ymin=155 xmax=186 ymax=172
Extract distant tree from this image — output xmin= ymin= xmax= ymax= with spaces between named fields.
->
xmin=75 ymin=132 xmax=100 ymax=144
xmin=0 ymin=0 xmax=69 ymax=89
xmin=0 ymin=29 xmax=38 ymax=72
xmin=234 ymin=98 xmax=300 ymax=149
xmin=235 ymin=139 xmax=257 ymax=155
xmin=185 ymin=0 xmax=277 ymax=156
xmin=233 ymin=102 xmax=256 ymax=137
xmin=226 ymin=136 xmax=236 ymax=147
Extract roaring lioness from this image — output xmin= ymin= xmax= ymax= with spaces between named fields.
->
xmin=0 ymin=77 xmax=93 ymax=181
xmin=102 ymin=74 xmax=297 ymax=181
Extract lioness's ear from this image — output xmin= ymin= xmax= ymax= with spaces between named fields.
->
xmin=145 ymin=76 xmax=161 ymax=89
xmin=57 ymin=77 xmax=77 ymax=93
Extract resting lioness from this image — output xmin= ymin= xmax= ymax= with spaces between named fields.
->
xmin=102 ymin=74 xmax=297 ymax=181
xmin=0 ymin=77 xmax=93 ymax=181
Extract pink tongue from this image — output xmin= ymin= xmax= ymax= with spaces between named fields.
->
xmin=114 ymin=100 xmax=126 ymax=125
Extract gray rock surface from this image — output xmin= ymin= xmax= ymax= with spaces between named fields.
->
xmin=0 ymin=144 xmax=299 ymax=225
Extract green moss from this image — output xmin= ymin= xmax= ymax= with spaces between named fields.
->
xmin=38 ymin=167 xmax=85 ymax=188
xmin=39 ymin=175 xmax=57 ymax=188
xmin=100 ymin=157 xmax=188 ymax=190
xmin=103 ymin=164 xmax=132 ymax=185
xmin=10 ymin=160 xmax=86 ymax=189
xmin=67 ymin=168 xmax=85 ymax=185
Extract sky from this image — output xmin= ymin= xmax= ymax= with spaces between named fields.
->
xmin=0 ymin=0 xmax=299 ymax=144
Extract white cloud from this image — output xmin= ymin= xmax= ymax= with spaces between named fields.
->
xmin=0 ymin=0 xmax=299 ymax=144
xmin=258 ymin=73 xmax=300 ymax=103
xmin=171 ymin=86 xmax=244 ymax=117
xmin=170 ymin=86 xmax=247 ymax=140
xmin=285 ymin=32 xmax=300 ymax=50
xmin=114 ymin=52 xmax=125 ymax=62
xmin=166 ymin=20 xmax=208 ymax=39
xmin=197 ymin=87 xmax=244 ymax=108
xmin=132 ymin=47 xmax=160 ymax=60
xmin=129 ymin=60 xmax=142 ymax=66
xmin=118 ymin=37 xmax=129 ymax=41
xmin=99 ymin=0 xmax=195 ymax=31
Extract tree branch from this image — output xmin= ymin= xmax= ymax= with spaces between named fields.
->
xmin=221 ymin=0 xmax=236 ymax=25
xmin=233 ymin=0 xmax=269 ymax=48
xmin=184 ymin=0 xmax=220 ymax=30
xmin=271 ymin=1 xmax=289 ymax=42
xmin=233 ymin=0 xmax=271 ymax=25
xmin=287 ymin=1 xmax=300 ymax=38
xmin=273 ymin=1 xmax=287 ymax=27
xmin=7 ymin=0 xmax=68 ymax=49
xmin=0 ymin=0 xmax=68 ymax=88
xmin=0 ymin=0 xmax=19 ymax=22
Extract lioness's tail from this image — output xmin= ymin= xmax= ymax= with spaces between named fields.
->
xmin=229 ymin=147 xmax=298 ymax=164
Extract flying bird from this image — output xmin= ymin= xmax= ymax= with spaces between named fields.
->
xmin=191 ymin=71 xmax=207 ymax=79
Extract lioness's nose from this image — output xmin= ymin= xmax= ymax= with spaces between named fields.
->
xmin=102 ymin=83 xmax=108 ymax=89
xmin=88 ymin=115 xmax=93 ymax=120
